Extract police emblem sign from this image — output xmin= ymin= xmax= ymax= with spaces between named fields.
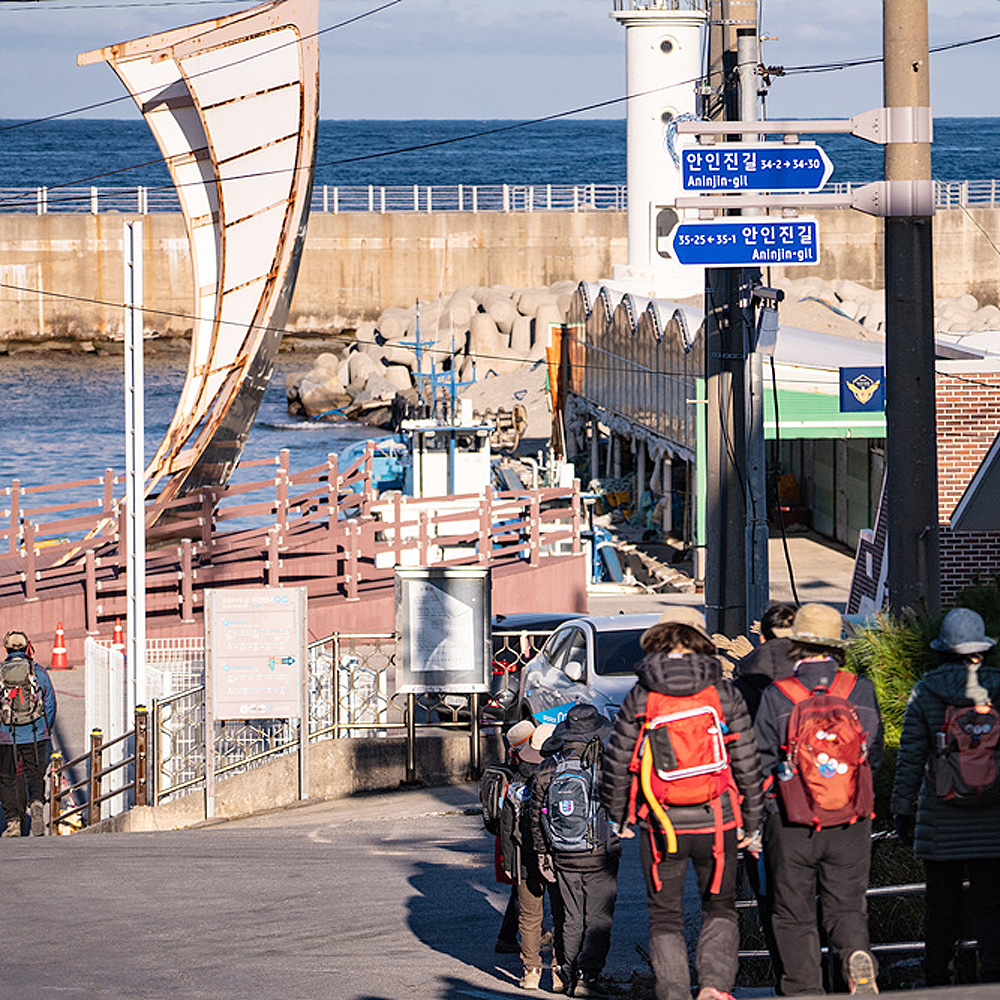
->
xmin=840 ymin=367 xmax=885 ymax=413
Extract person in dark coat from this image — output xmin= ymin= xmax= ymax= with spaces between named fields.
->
xmin=734 ymin=602 xmax=797 ymax=722
xmin=891 ymin=607 xmax=1000 ymax=987
xmin=601 ymin=607 xmax=763 ymax=1000
xmin=0 ymin=629 xmax=57 ymax=838
xmin=531 ymin=703 xmax=620 ymax=997
xmin=754 ymin=604 xmax=883 ymax=996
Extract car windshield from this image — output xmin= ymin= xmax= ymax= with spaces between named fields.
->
xmin=594 ymin=629 xmax=646 ymax=676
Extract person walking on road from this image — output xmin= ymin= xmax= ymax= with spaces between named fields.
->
xmin=754 ymin=603 xmax=883 ymax=996
xmin=0 ymin=630 xmax=57 ymax=837
xmin=532 ymin=704 xmax=620 ymax=997
xmin=733 ymin=602 xmax=797 ymax=722
xmin=601 ymin=607 xmax=764 ymax=1000
xmin=891 ymin=607 xmax=1000 ymax=987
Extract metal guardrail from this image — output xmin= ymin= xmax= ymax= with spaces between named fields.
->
xmin=3 ymin=180 xmax=1000 ymax=215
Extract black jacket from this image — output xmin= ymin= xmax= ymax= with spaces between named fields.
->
xmin=531 ymin=739 xmax=621 ymax=871
xmin=891 ymin=661 xmax=1000 ymax=860
xmin=733 ymin=637 xmax=797 ymax=722
xmin=600 ymin=652 xmax=764 ymax=837
xmin=754 ymin=657 xmax=884 ymax=817
xmin=499 ymin=758 xmax=539 ymax=882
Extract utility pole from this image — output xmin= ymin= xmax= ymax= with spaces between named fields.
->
xmin=883 ymin=0 xmax=940 ymax=615
xmin=704 ymin=0 xmax=761 ymax=636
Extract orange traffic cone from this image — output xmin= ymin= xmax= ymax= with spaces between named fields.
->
xmin=50 ymin=622 xmax=70 ymax=670
xmin=111 ymin=618 xmax=124 ymax=653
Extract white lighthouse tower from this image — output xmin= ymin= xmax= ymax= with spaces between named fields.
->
xmin=611 ymin=0 xmax=707 ymax=298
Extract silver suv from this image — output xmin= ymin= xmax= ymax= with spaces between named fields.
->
xmin=517 ymin=614 xmax=660 ymax=725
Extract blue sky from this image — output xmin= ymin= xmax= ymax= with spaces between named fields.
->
xmin=1 ymin=0 xmax=998 ymax=121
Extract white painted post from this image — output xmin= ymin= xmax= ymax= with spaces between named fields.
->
xmin=413 ymin=184 xmax=419 ymax=211
xmin=323 ymin=185 xmax=329 ymax=213
xmin=573 ymin=187 xmax=579 ymax=213
xmin=91 ymin=186 xmax=99 ymax=215
xmin=472 ymin=186 xmax=478 ymax=214
xmin=368 ymin=185 xmax=374 ymax=212
xmin=458 ymin=184 xmax=464 ymax=212
xmin=123 ymin=220 xmax=146 ymax=716
xmin=333 ymin=187 xmax=339 ymax=213
xmin=503 ymin=184 xmax=510 ymax=212
xmin=547 ymin=184 xmax=552 ymax=210
xmin=380 ymin=187 xmax=386 ymax=213
xmin=36 ymin=188 xmax=44 ymax=215
xmin=426 ymin=186 xmax=432 ymax=213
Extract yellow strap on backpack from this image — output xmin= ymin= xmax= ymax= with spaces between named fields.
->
xmin=640 ymin=740 xmax=678 ymax=854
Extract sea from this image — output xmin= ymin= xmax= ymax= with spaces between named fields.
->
xmin=1 ymin=117 xmax=998 ymax=500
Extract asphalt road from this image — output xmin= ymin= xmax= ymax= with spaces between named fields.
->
xmin=5 ymin=785 xmax=995 ymax=1000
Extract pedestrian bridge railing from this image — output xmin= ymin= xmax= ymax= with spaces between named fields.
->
xmin=4 ymin=179 xmax=1000 ymax=215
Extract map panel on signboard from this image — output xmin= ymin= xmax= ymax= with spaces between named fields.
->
xmin=396 ymin=567 xmax=490 ymax=693
xmin=206 ymin=587 xmax=307 ymax=720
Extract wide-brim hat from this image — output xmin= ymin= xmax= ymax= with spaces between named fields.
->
xmin=520 ymin=721 xmax=556 ymax=764
xmin=504 ymin=720 xmax=535 ymax=754
xmin=931 ymin=607 xmax=997 ymax=655
xmin=787 ymin=603 xmax=849 ymax=649
xmin=641 ymin=606 xmax=714 ymax=647
xmin=544 ymin=703 xmax=612 ymax=754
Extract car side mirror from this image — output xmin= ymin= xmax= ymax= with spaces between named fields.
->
xmin=565 ymin=661 xmax=584 ymax=683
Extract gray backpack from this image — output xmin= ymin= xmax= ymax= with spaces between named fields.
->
xmin=1 ymin=657 xmax=46 ymax=728
xmin=541 ymin=749 xmax=609 ymax=852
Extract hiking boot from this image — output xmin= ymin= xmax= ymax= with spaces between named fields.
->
xmin=495 ymin=937 xmax=520 ymax=954
xmin=519 ymin=967 xmax=542 ymax=991
xmin=2 ymin=817 xmax=20 ymax=838
xmin=577 ymin=974 xmax=608 ymax=998
xmin=550 ymin=963 xmax=566 ymax=994
xmin=847 ymin=950 xmax=879 ymax=995
xmin=29 ymin=800 xmax=44 ymax=836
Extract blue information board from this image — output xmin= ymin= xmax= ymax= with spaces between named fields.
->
xmin=681 ymin=143 xmax=833 ymax=192
xmin=671 ymin=218 xmax=820 ymax=267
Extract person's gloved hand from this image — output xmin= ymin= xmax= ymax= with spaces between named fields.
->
xmin=893 ymin=813 xmax=915 ymax=847
xmin=538 ymin=853 xmax=557 ymax=884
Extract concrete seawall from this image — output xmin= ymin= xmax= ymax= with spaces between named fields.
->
xmin=1 ymin=207 xmax=998 ymax=345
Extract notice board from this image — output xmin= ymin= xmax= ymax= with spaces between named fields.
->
xmin=205 ymin=587 xmax=307 ymax=720
xmin=395 ymin=567 xmax=490 ymax=693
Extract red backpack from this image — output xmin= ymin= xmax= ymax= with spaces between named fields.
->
xmin=627 ymin=686 xmax=740 ymax=893
xmin=932 ymin=703 xmax=1000 ymax=806
xmin=773 ymin=671 xmax=874 ymax=829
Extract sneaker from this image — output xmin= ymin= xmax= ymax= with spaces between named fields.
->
xmin=848 ymin=950 xmax=879 ymax=995
xmin=580 ymin=975 xmax=609 ymax=998
xmin=1 ymin=817 xmax=20 ymax=838
xmin=519 ymin=967 xmax=542 ymax=991
xmin=29 ymin=800 xmax=44 ymax=837
xmin=495 ymin=938 xmax=520 ymax=954
xmin=550 ymin=963 xmax=566 ymax=994
xmin=696 ymin=990 xmax=735 ymax=1000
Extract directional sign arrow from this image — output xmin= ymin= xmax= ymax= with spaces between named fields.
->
xmin=671 ymin=218 xmax=820 ymax=268
xmin=681 ymin=143 xmax=833 ymax=193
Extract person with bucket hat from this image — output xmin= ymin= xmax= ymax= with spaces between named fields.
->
xmin=891 ymin=606 xmax=1000 ymax=986
xmin=0 ymin=629 xmax=57 ymax=837
xmin=499 ymin=722 xmax=565 ymax=991
xmin=531 ymin=704 xmax=619 ymax=996
xmin=754 ymin=604 xmax=883 ymax=995
xmin=601 ymin=606 xmax=763 ymax=1000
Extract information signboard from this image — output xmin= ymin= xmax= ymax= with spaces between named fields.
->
xmin=681 ymin=143 xmax=833 ymax=192
xmin=395 ymin=567 xmax=490 ymax=693
xmin=205 ymin=587 xmax=307 ymax=720
xmin=671 ymin=218 xmax=820 ymax=267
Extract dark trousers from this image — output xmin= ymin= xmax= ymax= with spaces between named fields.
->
xmin=641 ymin=827 xmax=739 ymax=998
xmin=765 ymin=813 xmax=874 ymax=996
xmin=554 ymin=852 xmax=620 ymax=976
xmin=0 ymin=741 xmax=51 ymax=824
xmin=923 ymin=858 xmax=1000 ymax=986
xmin=744 ymin=850 xmax=784 ymax=986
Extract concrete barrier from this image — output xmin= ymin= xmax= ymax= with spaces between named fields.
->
xmin=81 ymin=728 xmax=504 ymax=833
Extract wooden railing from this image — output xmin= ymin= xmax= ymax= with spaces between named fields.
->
xmin=0 ymin=445 xmax=582 ymax=625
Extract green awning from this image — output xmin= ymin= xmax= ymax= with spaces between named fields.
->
xmin=764 ymin=388 xmax=886 ymax=440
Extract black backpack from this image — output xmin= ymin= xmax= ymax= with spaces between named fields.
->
xmin=541 ymin=743 xmax=610 ymax=852
xmin=498 ymin=777 xmax=532 ymax=880
xmin=1 ymin=656 xmax=46 ymax=728
xmin=480 ymin=763 xmax=515 ymax=835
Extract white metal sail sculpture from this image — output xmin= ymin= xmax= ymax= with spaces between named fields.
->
xmin=79 ymin=0 xmax=318 ymax=505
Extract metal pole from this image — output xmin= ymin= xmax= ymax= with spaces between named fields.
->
xmin=404 ymin=691 xmax=418 ymax=785
xmin=883 ymin=0 xmax=940 ymax=615
xmin=469 ymin=692 xmax=481 ymax=780
xmin=134 ymin=704 xmax=148 ymax=807
xmin=123 ymin=220 xmax=146 ymax=715
xmin=299 ymin=592 xmax=310 ymax=802
xmin=89 ymin=728 xmax=103 ymax=827
xmin=48 ymin=750 xmax=62 ymax=835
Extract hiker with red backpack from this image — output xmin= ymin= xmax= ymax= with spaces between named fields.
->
xmin=531 ymin=704 xmax=620 ymax=997
xmin=0 ymin=630 xmax=57 ymax=837
xmin=890 ymin=607 xmax=1000 ymax=987
xmin=754 ymin=603 xmax=883 ymax=996
xmin=601 ymin=607 xmax=763 ymax=1000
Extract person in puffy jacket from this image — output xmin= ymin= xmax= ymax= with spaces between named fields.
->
xmin=754 ymin=604 xmax=883 ymax=996
xmin=601 ymin=607 xmax=763 ymax=1000
xmin=0 ymin=629 xmax=57 ymax=837
xmin=531 ymin=704 xmax=620 ymax=997
xmin=891 ymin=607 xmax=1000 ymax=987
xmin=733 ymin=602 xmax=797 ymax=722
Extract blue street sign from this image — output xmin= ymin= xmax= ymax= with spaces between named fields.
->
xmin=681 ymin=143 xmax=833 ymax=192
xmin=840 ymin=367 xmax=885 ymax=413
xmin=671 ymin=218 xmax=820 ymax=267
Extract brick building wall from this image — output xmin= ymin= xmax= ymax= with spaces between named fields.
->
xmin=936 ymin=370 xmax=1000 ymax=603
